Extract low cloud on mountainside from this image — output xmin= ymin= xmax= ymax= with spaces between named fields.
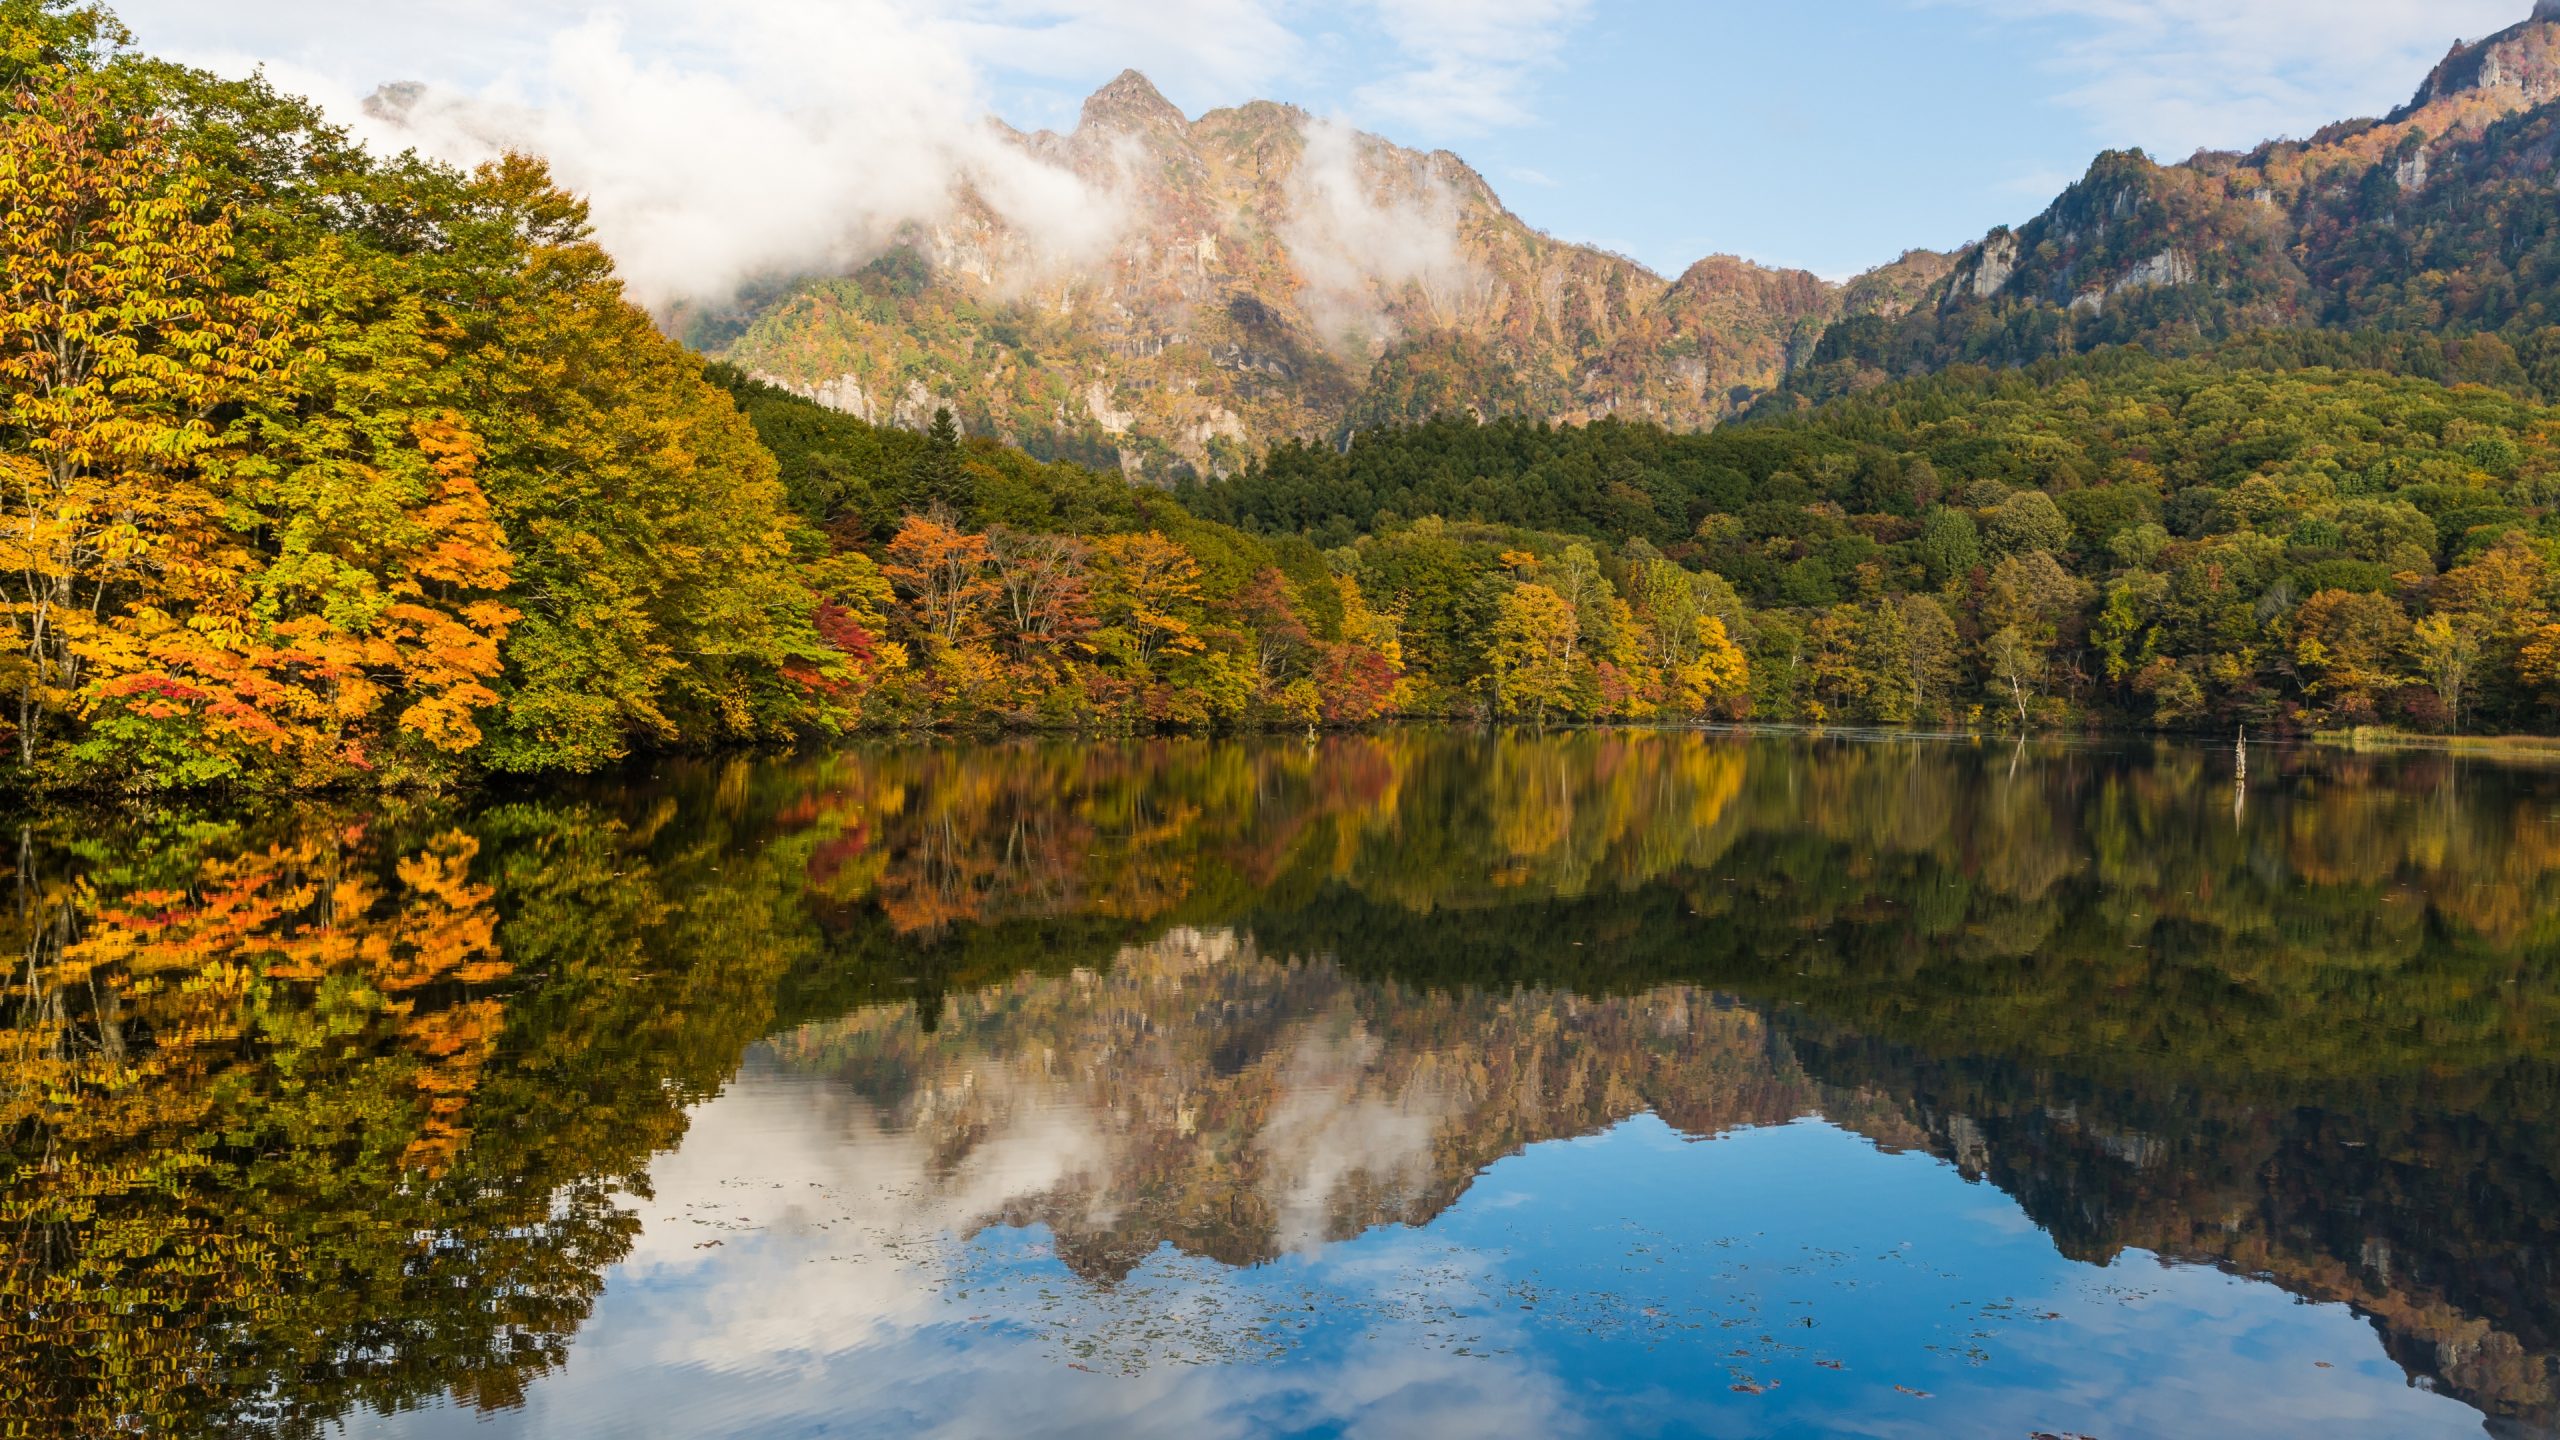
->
xmin=107 ymin=0 xmax=2551 ymax=312
xmin=354 ymin=2 xmax=1141 ymax=313
xmin=1281 ymin=119 xmax=1483 ymax=354
xmin=115 ymin=0 xmax=1563 ymax=316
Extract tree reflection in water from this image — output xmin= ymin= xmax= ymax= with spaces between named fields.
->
xmin=6 ymin=732 xmax=2559 ymax=1436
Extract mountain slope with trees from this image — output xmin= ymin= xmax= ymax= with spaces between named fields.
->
xmin=21 ymin=0 xmax=2560 ymax=797
xmin=1789 ymin=5 xmax=2560 ymax=402
xmin=715 ymin=70 xmax=1948 ymax=479
xmin=0 ymin=0 xmax=1766 ymax=796
xmin=1182 ymin=351 xmax=2560 ymax=735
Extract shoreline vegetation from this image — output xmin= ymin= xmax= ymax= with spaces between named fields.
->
xmin=2314 ymin=726 xmax=2560 ymax=758
xmin=8 ymin=3 xmax=2560 ymax=798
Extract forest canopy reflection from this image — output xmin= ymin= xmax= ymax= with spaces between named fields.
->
xmin=5 ymin=731 xmax=2560 ymax=1436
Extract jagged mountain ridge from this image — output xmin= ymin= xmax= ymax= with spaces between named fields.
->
xmin=720 ymin=71 xmax=1946 ymax=478
xmin=721 ymin=7 xmax=2560 ymax=472
xmin=1792 ymin=3 xmax=2560 ymax=399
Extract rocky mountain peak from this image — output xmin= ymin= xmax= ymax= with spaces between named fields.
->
xmin=1080 ymin=69 xmax=1189 ymax=137
xmin=726 ymin=70 xmax=1955 ymax=474
xmin=2393 ymin=7 xmax=2560 ymax=119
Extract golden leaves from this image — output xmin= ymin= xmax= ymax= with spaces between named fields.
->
xmin=0 ymin=79 xmax=534 ymax=785
xmin=883 ymin=513 xmax=1000 ymax=649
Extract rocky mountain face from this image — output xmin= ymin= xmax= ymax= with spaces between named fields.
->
xmin=719 ymin=71 xmax=1944 ymax=479
xmin=719 ymin=7 xmax=2560 ymax=468
xmin=1791 ymin=5 xmax=2560 ymax=399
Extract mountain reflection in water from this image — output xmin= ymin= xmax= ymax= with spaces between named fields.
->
xmin=5 ymin=732 xmax=2559 ymax=1438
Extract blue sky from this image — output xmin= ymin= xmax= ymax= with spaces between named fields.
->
xmin=120 ymin=1 xmax=2532 ymax=286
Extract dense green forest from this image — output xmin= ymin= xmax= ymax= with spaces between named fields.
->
xmin=1181 ymin=351 xmax=2560 ymax=735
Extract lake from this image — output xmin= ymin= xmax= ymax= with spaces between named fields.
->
xmin=6 ymin=730 xmax=2557 ymax=1438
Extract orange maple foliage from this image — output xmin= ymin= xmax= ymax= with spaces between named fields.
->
xmin=883 ymin=512 xmax=999 ymax=649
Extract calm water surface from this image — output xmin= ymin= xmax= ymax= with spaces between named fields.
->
xmin=7 ymin=732 xmax=2559 ymax=1438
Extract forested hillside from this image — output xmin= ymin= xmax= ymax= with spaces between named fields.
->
xmin=712 ymin=367 xmax=1746 ymax=734
xmin=1789 ymin=6 xmax=2560 ymax=402
xmin=1182 ymin=351 xmax=2560 ymax=735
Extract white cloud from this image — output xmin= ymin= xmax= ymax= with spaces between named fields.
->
xmin=106 ymin=0 xmax=1308 ymax=313
xmin=101 ymin=0 xmax=1600 ymax=311
xmin=1281 ymin=118 xmax=1481 ymax=351
xmin=352 ymin=3 xmax=1153 ymax=312
xmin=1931 ymin=0 xmax=2529 ymax=156
xmin=1351 ymin=0 xmax=1594 ymax=136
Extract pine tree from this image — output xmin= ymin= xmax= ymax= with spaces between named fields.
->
xmin=909 ymin=406 xmax=971 ymax=513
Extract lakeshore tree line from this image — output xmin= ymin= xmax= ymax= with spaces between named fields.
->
xmin=10 ymin=1 xmax=2560 ymax=795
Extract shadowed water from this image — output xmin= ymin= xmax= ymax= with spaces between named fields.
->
xmin=6 ymin=731 xmax=2559 ymax=1438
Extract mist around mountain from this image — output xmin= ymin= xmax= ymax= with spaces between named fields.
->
xmin=717 ymin=5 xmax=2560 ymax=475
xmin=716 ymin=69 xmax=1950 ymax=480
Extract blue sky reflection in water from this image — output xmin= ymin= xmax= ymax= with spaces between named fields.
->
xmin=23 ymin=731 xmax=2552 ymax=1440
xmin=307 ymin=755 xmax=2554 ymax=1433
xmin=363 ymin=1084 xmax=2481 ymax=1440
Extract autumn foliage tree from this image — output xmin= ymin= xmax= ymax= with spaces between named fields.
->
xmin=213 ymin=239 xmax=522 ymax=778
xmin=0 ymin=74 xmax=292 ymax=780
xmin=427 ymin=157 xmax=822 ymax=772
xmin=884 ymin=512 xmax=999 ymax=650
xmin=0 ymin=16 xmax=834 ymax=789
xmin=1090 ymin=531 xmax=1207 ymax=669
xmin=1488 ymin=582 xmax=1581 ymax=724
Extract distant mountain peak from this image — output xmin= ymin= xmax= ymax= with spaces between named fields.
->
xmin=2393 ymin=7 xmax=2560 ymax=119
xmin=1773 ymin=0 xmax=2560 ymax=409
xmin=1081 ymin=69 xmax=1187 ymax=135
xmin=723 ymin=72 xmax=1900 ymax=474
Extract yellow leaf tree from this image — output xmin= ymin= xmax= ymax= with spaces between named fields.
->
xmin=1091 ymin=531 xmax=1207 ymax=670
xmin=0 ymin=76 xmax=290 ymax=779
xmin=218 ymin=239 xmax=521 ymax=779
xmin=1488 ymin=581 xmax=1581 ymax=725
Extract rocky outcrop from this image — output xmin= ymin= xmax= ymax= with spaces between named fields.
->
xmin=1788 ymin=5 xmax=2560 ymax=395
xmin=722 ymin=72 xmax=1946 ymax=477
xmin=1950 ymin=229 xmax=2020 ymax=303
xmin=2393 ymin=9 xmax=2560 ymax=121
